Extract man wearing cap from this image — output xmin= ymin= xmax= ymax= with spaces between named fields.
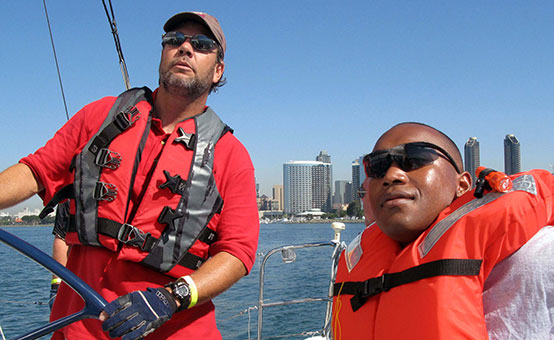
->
xmin=0 ymin=11 xmax=259 ymax=340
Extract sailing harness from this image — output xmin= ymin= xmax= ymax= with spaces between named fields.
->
xmin=40 ymin=87 xmax=232 ymax=273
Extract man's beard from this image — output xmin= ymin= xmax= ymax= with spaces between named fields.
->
xmin=159 ymin=61 xmax=214 ymax=100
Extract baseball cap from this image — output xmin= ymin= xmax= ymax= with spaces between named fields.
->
xmin=164 ymin=12 xmax=226 ymax=56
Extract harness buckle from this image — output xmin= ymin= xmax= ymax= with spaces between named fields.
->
xmin=95 ymin=148 xmax=122 ymax=169
xmin=117 ymin=223 xmax=152 ymax=251
xmin=93 ymin=182 xmax=118 ymax=201
xmin=114 ymin=106 xmax=140 ymax=131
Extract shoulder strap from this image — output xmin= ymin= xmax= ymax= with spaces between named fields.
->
xmin=334 ymin=259 xmax=482 ymax=312
xmin=74 ymin=87 xmax=152 ymax=246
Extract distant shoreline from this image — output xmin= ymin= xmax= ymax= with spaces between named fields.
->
xmin=262 ymin=219 xmax=365 ymax=225
xmin=0 ymin=224 xmax=54 ymax=228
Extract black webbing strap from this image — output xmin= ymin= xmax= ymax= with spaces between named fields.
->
xmin=333 ymin=258 xmax=483 ymax=312
xmin=67 ymin=216 xmax=215 ymax=269
xmin=177 ymin=252 xmax=206 ymax=270
xmin=39 ymin=184 xmax=75 ymax=219
xmin=88 ymin=106 xmax=140 ymax=156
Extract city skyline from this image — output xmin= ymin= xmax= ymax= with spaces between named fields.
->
xmin=2 ymin=2 xmax=554 ymax=213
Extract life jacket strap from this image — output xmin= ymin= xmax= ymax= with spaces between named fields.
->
xmin=88 ymin=106 xmax=140 ymax=156
xmin=334 ymin=258 xmax=482 ymax=312
xmin=39 ymin=184 xmax=75 ymax=219
xmin=177 ymin=252 xmax=206 ymax=270
xmin=66 ymin=216 xmax=217 ymax=269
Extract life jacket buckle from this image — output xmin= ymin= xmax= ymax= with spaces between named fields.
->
xmin=93 ymin=182 xmax=118 ymax=201
xmin=117 ymin=223 xmax=152 ymax=251
xmin=114 ymin=106 xmax=140 ymax=131
xmin=159 ymin=170 xmax=187 ymax=195
xmin=95 ymin=148 xmax=122 ymax=169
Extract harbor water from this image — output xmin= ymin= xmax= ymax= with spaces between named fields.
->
xmin=0 ymin=223 xmax=365 ymax=339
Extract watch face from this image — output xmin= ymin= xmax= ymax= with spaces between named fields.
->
xmin=174 ymin=281 xmax=190 ymax=298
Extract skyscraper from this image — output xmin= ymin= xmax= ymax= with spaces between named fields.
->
xmin=283 ymin=158 xmax=332 ymax=214
xmin=272 ymin=185 xmax=284 ymax=211
xmin=464 ymin=137 xmax=480 ymax=185
xmin=316 ymin=150 xmax=331 ymax=163
xmin=504 ymin=134 xmax=521 ymax=175
xmin=333 ymin=180 xmax=349 ymax=205
xmin=351 ymin=159 xmax=360 ymax=202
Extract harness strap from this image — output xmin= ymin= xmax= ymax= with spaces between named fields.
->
xmin=66 ymin=216 xmax=217 ymax=269
xmin=39 ymin=184 xmax=75 ymax=219
xmin=177 ymin=252 xmax=206 ymax=270
xmin=334 ymin=258 xmax=482 ymax=312
xmin=88 ymin=106 xmax=141 ymax=156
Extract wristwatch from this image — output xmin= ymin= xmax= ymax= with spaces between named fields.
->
xmin=166 ymin=278 xmax=191 ymax=311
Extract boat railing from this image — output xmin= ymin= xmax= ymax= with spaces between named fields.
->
xmin=256 ymin=222 xmax=346 ymax=340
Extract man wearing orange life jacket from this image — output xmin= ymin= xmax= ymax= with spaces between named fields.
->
xmin=332 ymin=122 xmax=554 ymax=340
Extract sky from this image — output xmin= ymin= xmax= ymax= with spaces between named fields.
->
xmin=1 ymin=1 xmax=553 ymax=213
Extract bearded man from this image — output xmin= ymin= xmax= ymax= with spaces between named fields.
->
xmin=0 ymin=11 xmax=259 ymax=340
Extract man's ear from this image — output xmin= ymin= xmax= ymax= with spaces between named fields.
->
xmin=456 ymin=171 xmax=473 ymax=197
xmin=212 ymin=61 xmax=225 ymax=84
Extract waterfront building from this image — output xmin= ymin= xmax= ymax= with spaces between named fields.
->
xmin=283 ymin=159 xmax=332 ymax=214
xmin=345 ymin=181 xmax=353 ymax=205
xmin=351 ymin=159 xmax=360 ymax=202
xmin=316 ymin=150 xmax=331 ymax=163
xmin=504 ymin=134 xmax=521 ymax=175
xmin=464 ymin=137 xmax=480 ymax=185
xmin=272 ymin=185 xmax=284 ymax=211
xmin=333 ymin=180 xmax=349 ymax=205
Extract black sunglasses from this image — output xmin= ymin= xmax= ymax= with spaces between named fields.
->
xmin=363 ymin=142 xmax=461 ymax=179
xmin=161 ymin=32 xmax=217 ymax=52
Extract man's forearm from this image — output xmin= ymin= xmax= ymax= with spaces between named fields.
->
xmin=0 ymin=163 xmax=42 ymax=210
xmin=188 ymin=251 xmax=246 ymax=306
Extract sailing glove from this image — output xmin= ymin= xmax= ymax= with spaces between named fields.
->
xmin=102 ymin=287 xmax=177 ymax=340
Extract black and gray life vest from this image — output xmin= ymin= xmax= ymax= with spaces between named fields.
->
xmin=42 ymin=87 xmax=232 ymax=276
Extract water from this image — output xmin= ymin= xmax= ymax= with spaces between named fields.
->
xmin=0 ymin=223 xmax=365 ymax=340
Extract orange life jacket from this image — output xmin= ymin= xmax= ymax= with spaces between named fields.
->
xmin=332 ymin=170 xmax=554 ymax=340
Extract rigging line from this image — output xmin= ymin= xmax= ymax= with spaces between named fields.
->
xmin=102 ymin=0 xmax=131 ymax=90
xmin=42 ymin=0 xmax=70 ymax=121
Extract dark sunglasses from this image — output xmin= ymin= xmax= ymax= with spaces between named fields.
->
xmin=363 ymin=142 xmax=461 ymax=179
xmin=161 ymin=32 xmax=217 ymax=52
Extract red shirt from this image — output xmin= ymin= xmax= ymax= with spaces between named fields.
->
xmin=21 ymin=92 xmax=259 ymax=339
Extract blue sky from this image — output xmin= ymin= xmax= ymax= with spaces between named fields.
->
xmin=1 ymin=1 xmax=553 ymax=213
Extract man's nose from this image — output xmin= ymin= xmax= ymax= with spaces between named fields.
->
xmin=382 ymin=162 xmax=408 ymax=186
xmin=177 ymin=39 xmax=194 ymax=57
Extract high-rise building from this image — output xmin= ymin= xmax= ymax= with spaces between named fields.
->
xmin=316 ymin=150 xmax=331 ymax=163
xmin=272 ymin=185 xmax=284 ymax=211
xmin=333 ymin=180 xmax=349 ymax=205
xmin=464 ymin=137 xmax=480 ymax=185
xmin=504 ymin=134 xmax=521 ymax=175
xmin=283 ymin=159 xmax=333 ymax=214
xmin=344 ymin=181 xmax=353 ymax=204
xmin=351 ymin=159 xmax=360 ymax=202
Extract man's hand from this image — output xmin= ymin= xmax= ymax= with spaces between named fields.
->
xmin=101 ymin=287 xmax=177 ymax=340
